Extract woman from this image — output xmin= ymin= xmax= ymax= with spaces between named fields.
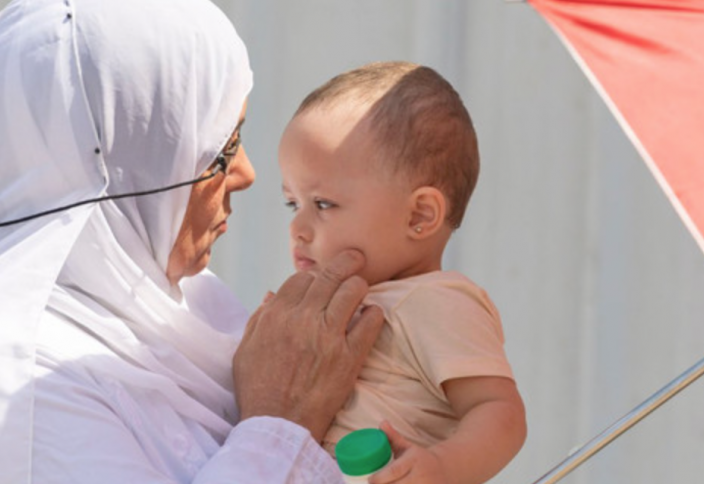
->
xmin=0 ymin=0 xmax=383 ymax=482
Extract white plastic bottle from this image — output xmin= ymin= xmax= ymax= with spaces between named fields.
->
xmin=336 ymin=428 xmax=393 ymax=483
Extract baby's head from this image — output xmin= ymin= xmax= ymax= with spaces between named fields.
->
xmin=279 ymin=61 xmax=479 ymax=285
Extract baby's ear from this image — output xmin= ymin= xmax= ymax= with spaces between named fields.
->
xmin=407 ymin=186 xmax=447 ymax=239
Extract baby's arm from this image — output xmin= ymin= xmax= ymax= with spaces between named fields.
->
xmin=370 ymin=376 xmax=526 ymax=484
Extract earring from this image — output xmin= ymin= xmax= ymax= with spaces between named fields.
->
xmin=414 ymin=226 xmax=423 ymax=233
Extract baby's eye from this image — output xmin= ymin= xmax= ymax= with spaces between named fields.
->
xmin=315 ymin=199 xmax=336 ymax=210
xmin=284 ymin=200 xmax=299 ymax=212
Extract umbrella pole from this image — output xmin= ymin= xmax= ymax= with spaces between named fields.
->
xmin=531 ymin=356 xmax=704 ymax=484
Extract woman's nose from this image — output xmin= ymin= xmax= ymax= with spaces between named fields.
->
xmin=226 ymin=145 xmax=255 ymax=192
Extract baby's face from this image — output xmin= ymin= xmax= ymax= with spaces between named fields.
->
xmin=278 ymin=105 xmax=419 ymax=286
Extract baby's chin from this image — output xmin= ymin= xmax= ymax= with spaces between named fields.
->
xmin=293 ymin=262 xmax=321 ymax=278
xmin=295 ymin=256 xmax=378 ymax=286
xmin=293 ymin=257 xmax=317 ymax=273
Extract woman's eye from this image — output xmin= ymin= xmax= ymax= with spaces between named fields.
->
xmin=284 ymin=200 xmax=299 ymax=212
xmin=227 ymin=134 xmax=241 ymax=153
xmin=315 ymin=200 xmax=335 ymax=210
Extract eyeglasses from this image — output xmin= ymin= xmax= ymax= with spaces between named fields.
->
xmin=212 ymin=135 xmax=242 ymax=175
xmin=0 ymin=135 xmax=242 ymax=228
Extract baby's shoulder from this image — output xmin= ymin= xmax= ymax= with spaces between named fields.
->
xmin=366 ymin=270 xmax=496 ymax=318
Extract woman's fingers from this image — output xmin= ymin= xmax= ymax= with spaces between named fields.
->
xmin=346 ymin=303 xmax=384 ymax=357
xmin=232 ymin=250 xmax=384 ymax=442
xmin=304 ymin=250 xmax=366 ymax=319
xmin=324 ymin=274 xmax=369 ymax=331
xmin=261 ymin=290 xmax=276 ymax=304
xmin=268 ymin=268 xmax=314 ymax=310
xmin=257 ymin=249 xmax=366 ymax=332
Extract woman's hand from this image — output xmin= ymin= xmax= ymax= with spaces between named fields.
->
xmin=232 ymin=250 xmax=384 ymax=442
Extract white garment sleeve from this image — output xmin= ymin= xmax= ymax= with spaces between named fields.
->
xmin=30 ymin=355 xmax=343 ymax=484
xmin=195 ymin=417 xmax=343 ymax=484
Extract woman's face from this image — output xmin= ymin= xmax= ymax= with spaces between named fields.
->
xmin=166 ymin=101 xmax=253 ymax=284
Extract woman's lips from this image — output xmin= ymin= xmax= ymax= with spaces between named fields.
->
xmin=215 ymin=210 xmax=231 ymax=235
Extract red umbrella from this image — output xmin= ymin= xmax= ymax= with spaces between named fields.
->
xmin=528 ymin=0 xmax=704 ymax=252
xmin=523 ymin=1 xmax=704 ymax=482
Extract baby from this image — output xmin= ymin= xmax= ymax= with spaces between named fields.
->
xmin=278 ymin=62 xmax=526 ymax=483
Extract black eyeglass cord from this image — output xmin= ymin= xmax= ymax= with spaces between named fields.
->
xmin=0 ymin=157 xmax=226 ymax=228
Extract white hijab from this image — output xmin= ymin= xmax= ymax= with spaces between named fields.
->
xmin=0 ymin=0 xmax=252 ymax=479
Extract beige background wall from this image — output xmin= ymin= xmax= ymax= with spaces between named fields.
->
xmin=3 ymin=1 xmax=704 ymax=483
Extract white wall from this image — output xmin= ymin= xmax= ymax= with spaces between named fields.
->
xmin=3 ymin=1 xmax=703 ymax=483
xmin=210 ymin=2 xmax=704 ymax=484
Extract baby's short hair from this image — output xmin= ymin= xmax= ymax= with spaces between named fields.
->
xmin=295 ymin=61 xmax=479 ymax=229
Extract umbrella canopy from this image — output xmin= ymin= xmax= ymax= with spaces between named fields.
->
xmin=527 ymin=0 xmax=704 ymax=253
xmin=523 ymin=4 xmax=704 ymax=482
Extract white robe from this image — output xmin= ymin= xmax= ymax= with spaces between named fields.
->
xmin=0 ymin=0 xmax=341 ymax=481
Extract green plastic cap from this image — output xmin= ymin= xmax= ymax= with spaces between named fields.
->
xmin=335 ymin=428 xmax=392 ymax=476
